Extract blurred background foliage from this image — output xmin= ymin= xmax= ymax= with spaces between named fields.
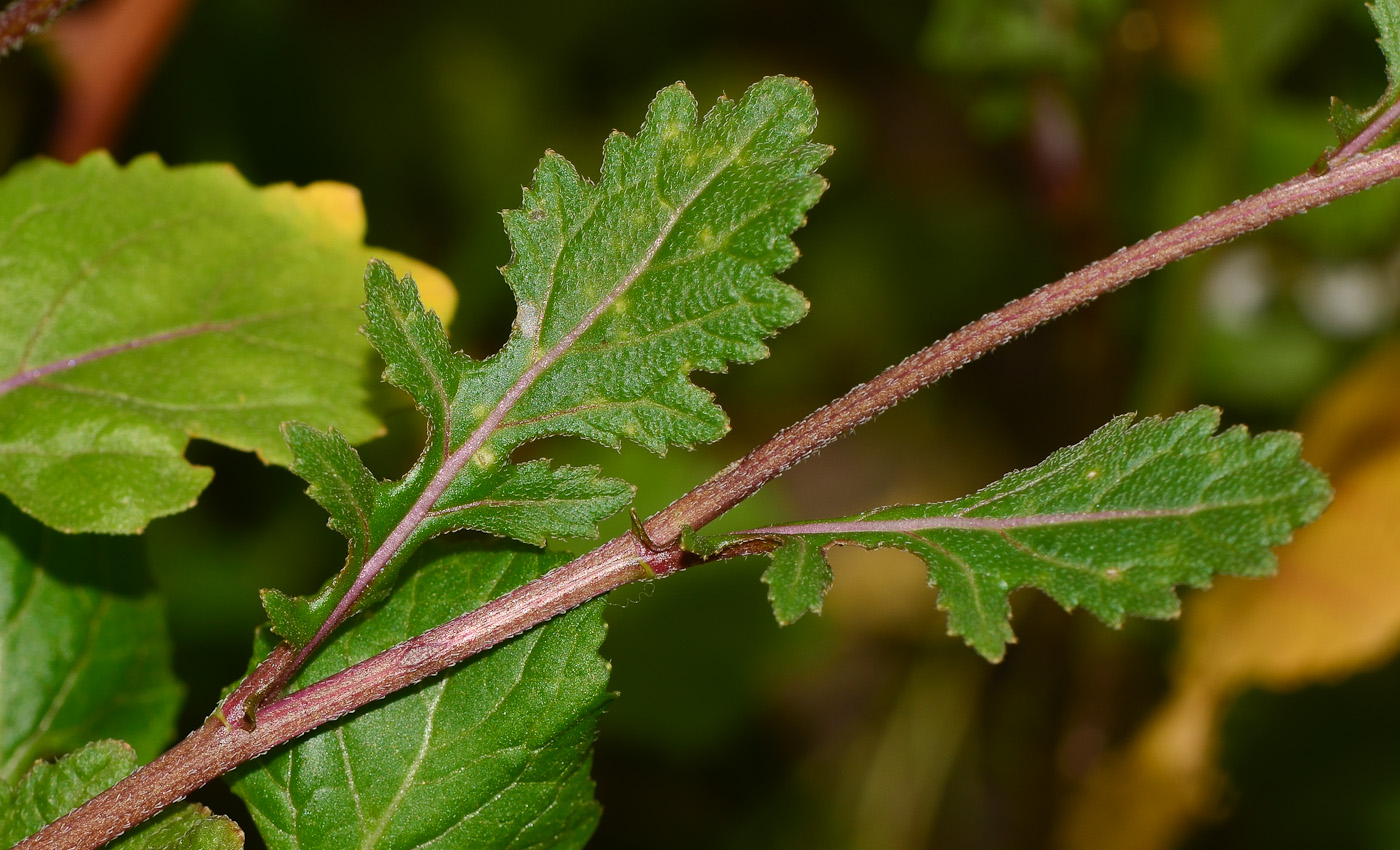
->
xmin=3 ymin=0 xmax=1400 ymax=847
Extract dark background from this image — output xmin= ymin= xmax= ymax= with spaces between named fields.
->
xmin=3 ymin=0 xmax=1399 ymax=847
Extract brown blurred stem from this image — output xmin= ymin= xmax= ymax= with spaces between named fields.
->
xmin=21 ymin=142 xmax=1400 ymax=850
xmin=0 ymin=0 xmax=75 ymax=56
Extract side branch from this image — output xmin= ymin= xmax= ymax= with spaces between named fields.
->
xmin=22 ymin=143 xmax=1400 ymax=850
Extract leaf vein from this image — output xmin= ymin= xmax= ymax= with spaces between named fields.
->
xmin=0 ymin=596 xmax=109 ymax=779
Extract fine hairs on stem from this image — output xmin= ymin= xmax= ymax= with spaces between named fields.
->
xmin=19 ymin=140 xmax=1400 ymax=850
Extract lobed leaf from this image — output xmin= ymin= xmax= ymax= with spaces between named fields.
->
xmin=0 ymin=155 xmax=452 ymax=534
xmin=269 ymin=76 xmax=827 ymax=644
xmin=0 ymin=740 xmax=243 ymax=849
xmin=232 ymin=545 xmax=609 ymax=850
xmin=421 ymin=459 xmax=635 ymax=545
xmin=705 ymin=408 xmax=1332 ymax=661
xmin=1330 ymin=0 xmax=1400 ymax=152
xmin=0 ymin=502 xmax=182 ymax=783
xmin=487 ymin=75 xmax=827 ymax=451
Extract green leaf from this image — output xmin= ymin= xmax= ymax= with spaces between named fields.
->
xmin=1330 ymin=0 xmax=1400 ymax=152
xmin=232 ymin=545 xmax=609 ymax=850
xmin=0 ymin=154 xmax=423 ymax=533
xmin=715 ymin=408 xmax=1332 ymax=661
xmin=0 ymin=502 xmax=183 ymax=782
xmin=423 ymin=459 xmax=636 ymax=544
xmin=0 ymin=740 xmax=243 ymax=849
xmin=269 ymin=76 xmax=827 ymax=644
xmin=281 ymin=423 xmax=379 ymax=572
xmin=762 ymin=535 xmax=831 ymax=624
xmin=488 ymin=75 xmax=826 ymax=451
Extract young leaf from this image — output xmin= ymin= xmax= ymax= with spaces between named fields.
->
xmin=710 ymin=408 xmax=1331 ymax=661
xmin=0 ymin=740 xmax=243 ymax=849
xmin=232 ymin=545 xmax=609 ymax=850
xmin=0 ymin=154 xmax=450 ymax=533
xmin=0 ymin=502 xmax=182 ymax=783
xmin=267 ymin=76 xmax=829 ymax=645
xmin=1330 ymin=0 xmax=1400 ymax=152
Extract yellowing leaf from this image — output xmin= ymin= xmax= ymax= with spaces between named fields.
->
xmin=0 ymin=155 xmax=455 ymax=533
xmin=259 ymin=180 xmax=458 ymax=322
xmin=259 ymin=180 xmax=367 ymax=240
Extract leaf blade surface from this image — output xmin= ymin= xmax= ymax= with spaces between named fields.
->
xmin=0 ymin=156 xmax=447 ymax=532
xmin=233 ymin=546 xmax=609 ymax=850
xmin=0 ymin=502 xmax=182 ymax=783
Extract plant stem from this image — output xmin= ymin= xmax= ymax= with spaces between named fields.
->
xmin=21 ymin=142 xmax=1400 ymax=850
xmin=0 ymin=0 xmax=74 ymax=56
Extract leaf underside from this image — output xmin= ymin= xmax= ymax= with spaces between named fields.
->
xmin=0 ymin=154 xmax=426 ymax=534
xmin=718 ymin=408 xmax=1332 ymax=661
xmin=0 ymin=501 xmax=183 ymax=784
xmin=0 ymin=740 xmax=243 ymax=849
xmin=1330 ymin=0 xmax=1400 ymax=151
xmin=266 ymin=75 xmax=829 ymax=645
xmin=232 ymin=545 xmax=609 ymax=850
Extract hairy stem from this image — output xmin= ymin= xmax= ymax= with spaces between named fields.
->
xmin=0 ymin=0 xmax=73 ymax=56
xmin=21 ymin=142 xmax=1400 ymax=850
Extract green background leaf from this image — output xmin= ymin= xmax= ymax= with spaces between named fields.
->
xmin=0 ymin=154 xmax=440 ymax=533
xmin=0 ymin=740 xmax=243 ymax=849
xmin=233 ymin=545 xmax=609 ymax=850
xmin=739 ymin=408 xmax=1332 ymax=661
xmin=0 ymin=501 xmax=182 ymax=783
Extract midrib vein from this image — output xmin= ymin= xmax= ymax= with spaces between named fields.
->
xmin=0 ymin=596 xmax=111 ymax=780
xmin=0 ymin=303 xmax=333 ymax=399
xmin=360 ymin=684 xmax=445 ymax=849
xmin=746 ymin=502 xmax=1251 ymax=536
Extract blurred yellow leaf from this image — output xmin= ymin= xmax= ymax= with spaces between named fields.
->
xmin=261 ymin=180 xmax=458 ymax=323
xmin=1058 ymin=344 xmax=1400 ymax=850
xmin=1178 ymin=444 xmax=1400 ymax=690
xmin=1298 ymin=341 xmax=1400 ymax=475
